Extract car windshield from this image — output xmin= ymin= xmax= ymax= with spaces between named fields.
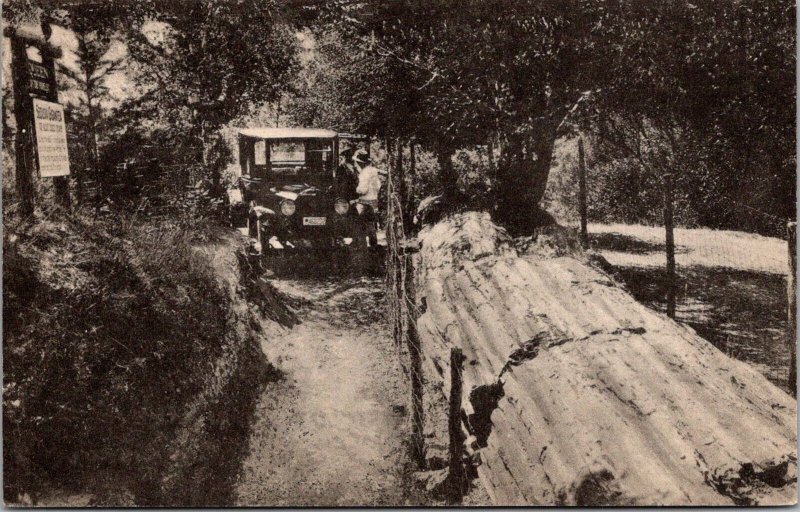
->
xmin=271 ymin=142 xmax=305 ymax=163
xmin=265 ymin=139 xmax=333 ymax=180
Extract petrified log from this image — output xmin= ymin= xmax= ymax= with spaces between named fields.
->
xmin=414 ymin=212 xmax=797 ymax=506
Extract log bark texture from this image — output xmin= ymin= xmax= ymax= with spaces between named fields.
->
xmin=415 ymin=212 xmax=797 ymax=506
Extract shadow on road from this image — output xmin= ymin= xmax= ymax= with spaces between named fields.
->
xmin=263 ymin=247 xmax=386 ymax=280
xmin=590 ymin=232 xmax=688 ymax=255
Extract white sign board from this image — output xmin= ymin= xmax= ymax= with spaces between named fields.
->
xmin=32 ymin=98 xmax=70 ymax=177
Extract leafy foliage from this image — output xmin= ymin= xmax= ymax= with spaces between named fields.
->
xmin=118 ymin=0 xmax=299 ymax=189
xmin=289 ymin=0 xmax=794 ymax=232
xmin=3 ymin=215 xmax=234 ymax=502
xmin=581 ymin=0 xmax=795 ymax=232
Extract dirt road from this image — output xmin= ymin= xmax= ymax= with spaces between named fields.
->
xmin=234 ymin=274 xmax=423 ymax=506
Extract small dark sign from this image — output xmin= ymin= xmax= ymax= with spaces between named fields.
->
xmin=27 ymin=62 xmax=51 ymax=97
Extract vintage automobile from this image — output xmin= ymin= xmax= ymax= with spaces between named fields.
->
xmin=228 ymin=127 xmax=373 ymax=254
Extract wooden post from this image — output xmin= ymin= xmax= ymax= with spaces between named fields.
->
xmin=407 ymin=142 xmax=416 ymax=223
xmin=10 ymin=34 xmax=37 ymax=218
xmin=664 ymin=172 xmax=677 ymax=318
xmin=788 ymin=221 xmax=796 ymax=395
xmin=40 ymin=30 xmax=70 ymax=208
xmin=577 ymin=136 xmax=588 ymax=249
xmin=385 ymin=137 xmax=394 ymax=174
xmin=448 ymin=347 xmax=467 ymax=501
xmin=407 ymin=254 xmax=425 ymax=467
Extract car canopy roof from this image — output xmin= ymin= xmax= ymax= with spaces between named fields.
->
xmin=238 ymin=127 xmax=338 ymax=139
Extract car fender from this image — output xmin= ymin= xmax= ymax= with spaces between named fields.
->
xmin=274 ymin=190 xmax=299 ymax=201
xmin=251 ymin=205 xmax=276 ymax=220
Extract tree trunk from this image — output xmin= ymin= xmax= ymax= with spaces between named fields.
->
xmin=664 ymin=172 xmax=677 ymax=318
xmin=200 ymin=124 xmax=223 ymax=197
xmin=407 ymin=142 xmax=416 ymax=226
xmin=86 ymin=95 xmax=100 ymax=206
xmin=436 ymin=143 xmax=458 ymax=204
xmin=10 ymin=35 xmax=36 ymax=218
xmin=577 ymin=136 xmax=588 ymax=248
xmin=396 ymin=137 xmax=405 ymax=213
xmin=495 ymin=126 xmax=557 ymax=233
xmin=385 ymin=137 xmax=395 ymax=177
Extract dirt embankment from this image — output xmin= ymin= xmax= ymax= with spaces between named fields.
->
xmin=414 ymin=212 xmax=797 ymax=506
xmin=154 ymin=232 xmax=295 ymax=506
xmin=4 ymin=216 xmax=292 ymax=506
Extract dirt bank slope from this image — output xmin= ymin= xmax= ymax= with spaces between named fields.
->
xmin=4 ymin=216 xmax=290 ymax=506
xmin=415 ymin=212 xmax=797 ymax=506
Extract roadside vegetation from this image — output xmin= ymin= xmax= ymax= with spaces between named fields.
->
xmin=3 ymin=208 xmax=282 ymax=504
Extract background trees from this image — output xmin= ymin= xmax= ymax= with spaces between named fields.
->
xmin=50 ymin=3 xmax=128 ymax=200
xmin=116 ymin=0 xmax=300 ymax=192
xmin=288 ymin=0 xmax=795 ymax=235
xmin=585 ymin=0 xmax=795 ymax=233
xmin=4 ymin=0 xmax=793 ymax=233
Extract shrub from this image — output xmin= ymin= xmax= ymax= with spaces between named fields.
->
xmin=3 ymin=213 xmax=236 ymax=502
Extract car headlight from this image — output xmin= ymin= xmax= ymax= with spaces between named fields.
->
xmin=280 ymin=199 xmax=296 ymax=216
xmin=334 ymin=199 xmax=349 ymax=215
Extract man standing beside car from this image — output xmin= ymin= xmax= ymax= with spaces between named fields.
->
xmin=335 ymin=147 xmax=359 ymax=203
xmin=353 ymin=149 xmax=384 ymax=248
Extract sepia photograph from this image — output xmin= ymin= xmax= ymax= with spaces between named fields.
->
xmin=1 ymin=0 xmax=797 ymax=507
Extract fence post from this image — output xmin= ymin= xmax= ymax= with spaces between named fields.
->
xmin=447 ymin=347 xmax=467 ymax=501
xmin=577 ymin=136 xmax=588 ymax=249
xmin=407 ymin=255 xmax=425 ymax=467
xmin=788 ymin=221 xmax=796 ymax=395
xmin=663 ymin=172 xmax=677 ymax=318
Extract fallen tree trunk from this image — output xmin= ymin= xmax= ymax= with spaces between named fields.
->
xmin=415 ymin=212 xmax=797 ymax=506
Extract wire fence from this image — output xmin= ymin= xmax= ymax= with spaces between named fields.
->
xmin=384 ymin=158 xmax=426 ymax=466
xmin=75 ymin=161 xmax=218 ymax=218
xmin=384 ymin=144 xmax=472 ymax=501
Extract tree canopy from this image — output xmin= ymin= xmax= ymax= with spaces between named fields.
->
xmin=288 ymin=0 xmax=794 ymax=232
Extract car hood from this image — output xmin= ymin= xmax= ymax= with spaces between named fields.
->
xmin=269 ymin=183 xmax=321 ymax=201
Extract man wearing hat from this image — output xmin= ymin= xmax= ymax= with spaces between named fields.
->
xmin=353 ymin=149 xmax=385 ymax=248
xmin=335 ymin=147 xmax=359 ymax=202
